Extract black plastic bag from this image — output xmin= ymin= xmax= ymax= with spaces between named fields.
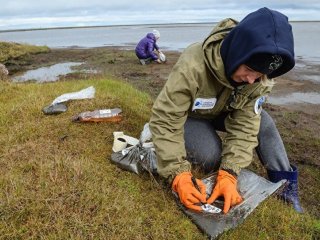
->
xmin=110 ymin=143 xmax=157 ymax=175
xmin=110 ymin=123 xmax=157 ymax=174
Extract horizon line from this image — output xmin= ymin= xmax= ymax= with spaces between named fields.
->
xmin=1 ymin=20 xmax=320 ymax=33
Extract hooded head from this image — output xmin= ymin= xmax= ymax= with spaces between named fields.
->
xmin=220 ymin=7 xmax=295 ymax=79
xmin=245 ymin=53 xmax=283 ymax=75
xmin=152 ymin=29 xmax=160 ymax=40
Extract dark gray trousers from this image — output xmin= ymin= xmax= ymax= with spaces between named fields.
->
xmin=184 ymin=110 xmax=291 ymax=174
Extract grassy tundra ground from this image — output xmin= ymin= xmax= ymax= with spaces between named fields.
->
xmin=1 ymin=45 xmax=319 ymax=239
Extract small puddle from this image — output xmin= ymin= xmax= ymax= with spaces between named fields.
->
xmin=11 ymin=62 xmax=320 ymax=107
xmin=268 ymin=92 xmax=320 ymax=105
xmin=298 ymin=74 xmax=320 ymax=83
xmin=290 ymin=60 xmax=320 ymax=84
xmin=12 ymin=62 xmax=83 ymax=83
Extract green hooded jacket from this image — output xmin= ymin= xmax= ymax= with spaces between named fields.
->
xmin=149 ymin=18 xmax=274 ymax=180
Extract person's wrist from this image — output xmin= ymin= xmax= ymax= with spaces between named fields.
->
xmin=220 ymin=168 xmax=238 ymax=177
xmin=171 ymin=171 xmax=192 ymax=191
xmin=218 ymin=169 xmax=237 ymax=184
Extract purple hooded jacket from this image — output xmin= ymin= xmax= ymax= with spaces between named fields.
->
xmin=135 ymin=33 xmax=159 ymax=60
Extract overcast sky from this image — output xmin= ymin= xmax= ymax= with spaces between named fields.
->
xmin=1 ymin=1 xmax=319 ymax=30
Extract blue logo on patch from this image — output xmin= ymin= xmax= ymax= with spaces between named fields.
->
xmin=257 ymin=96 xmax=265 ymax=107
xmin=254 ymin=96 xmax=266 ymax=114
xmin=195 ymin=101 xmax=201 ymax=106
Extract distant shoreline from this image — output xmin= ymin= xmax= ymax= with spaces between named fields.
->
xmin=1 ymin=22 xmax=218 ymax=33
xmin=1 ymin=20 xmax=320 ymax=33
xmin=1 ymin=22 xmax=319 ymax=63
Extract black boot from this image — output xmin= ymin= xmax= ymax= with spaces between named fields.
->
xmin=267 ymin=165 xmax=303 ymax=213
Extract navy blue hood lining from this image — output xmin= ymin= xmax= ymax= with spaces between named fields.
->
xmin=220 ymin=7 xmax=295 ymax=79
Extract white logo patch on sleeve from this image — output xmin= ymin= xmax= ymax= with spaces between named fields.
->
xmin=192 ymin=98 xmax=217 ymax=111
xmin=254 ymin=96 xmax=266 ymax=114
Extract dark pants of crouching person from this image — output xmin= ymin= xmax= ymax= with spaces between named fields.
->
xmin=184 ymin=110 xmax=303 ymax=212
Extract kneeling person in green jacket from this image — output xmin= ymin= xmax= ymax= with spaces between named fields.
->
xmin=149 ymin=7 xmax=303 ymax=214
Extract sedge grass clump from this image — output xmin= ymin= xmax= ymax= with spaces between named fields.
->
xmin=0 ymin=41 xmax=50 ymax=63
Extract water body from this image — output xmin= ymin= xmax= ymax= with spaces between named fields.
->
xmin=268 ymin=92 xmax=320 ymax=105
xmin=3 ymin=22 xmax=320 ymax=105
xmin=287 ymin=60 xmax=320 ymax=84
xmin=1 ymin=22 xmax=320 ymax=63
xmin=12 ymin=62 xmax=82 ymax=82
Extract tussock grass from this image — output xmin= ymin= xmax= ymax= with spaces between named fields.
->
xmin=0 ymin=79 xmax=318 ymax=239
xmin=0 ymin=42 xmax=49 ymax=63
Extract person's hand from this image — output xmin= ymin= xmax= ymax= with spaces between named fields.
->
xmin=172 ymin=172 xmax=207 ymax=211
xmin=155 ymin=59 xmax=162 ymax=63
xmin=207 ymin=170 xmax=243 ymax=214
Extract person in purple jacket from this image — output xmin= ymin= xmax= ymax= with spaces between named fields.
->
xmin=135 ymin=29 xmax=162 ymax=65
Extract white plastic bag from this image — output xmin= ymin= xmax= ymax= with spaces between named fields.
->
xmin=139 ymin=123 xmax=152 ymax=144
xmin=51 ymin=86 xmax=95 ymax=105
xmin=159 ymin=52 xmax=166 ymax=62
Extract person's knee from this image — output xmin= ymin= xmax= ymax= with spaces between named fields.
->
xmin=184 ymin=117 xmax=222 ymax=173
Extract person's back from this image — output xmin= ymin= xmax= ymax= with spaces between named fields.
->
xmin=135 ymin=30 xmax=161 ymax=64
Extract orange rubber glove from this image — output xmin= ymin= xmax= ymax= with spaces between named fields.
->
xmin=207 ymin=170 xmax=243 ymax=214
xmin=172 ymin=172 xmax=207 ymax=211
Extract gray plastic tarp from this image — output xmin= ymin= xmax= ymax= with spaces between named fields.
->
xmin=174 ymin=169 xmax=286 ymax=239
